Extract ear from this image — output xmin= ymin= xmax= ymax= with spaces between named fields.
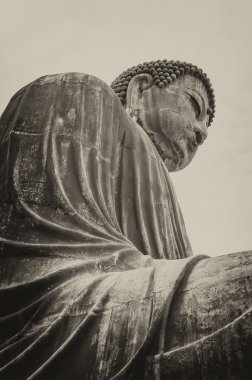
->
xmin=125 ymin=74 xmax=153 ymax=117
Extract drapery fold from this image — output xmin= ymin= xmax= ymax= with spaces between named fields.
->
xmin=0 ymin=73 xmax=199 ymax=379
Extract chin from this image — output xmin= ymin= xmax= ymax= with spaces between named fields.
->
xmin=165 ymin=146 xmax=197 ymax=172
xmin=165 ymin=160 xmax=188 ymax=172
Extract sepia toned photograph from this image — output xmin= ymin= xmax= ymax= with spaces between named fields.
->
xmin=0 ymin=1 xmax=251 ymax=379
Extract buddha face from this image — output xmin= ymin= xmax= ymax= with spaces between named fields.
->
xmin=127 ymin=75 xmax=210 ymax=171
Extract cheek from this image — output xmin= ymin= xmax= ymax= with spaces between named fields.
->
xmin=159 ymin=110 xmax=187 ymax=139
xmin=177 ymin=101 xmax=198 ymax=127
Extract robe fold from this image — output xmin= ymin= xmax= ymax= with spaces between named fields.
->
xmin=0 ymin=73 xmax=202 ymax=379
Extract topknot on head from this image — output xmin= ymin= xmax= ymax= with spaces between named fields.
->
xmin=111 ymin=59 xmax=215 ymax=126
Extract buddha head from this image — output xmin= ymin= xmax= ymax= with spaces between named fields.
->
xmin=111 ymin=60 xmax=215 ymax=171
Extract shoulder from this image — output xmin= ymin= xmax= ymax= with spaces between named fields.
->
xmin=0 ymin=73 xmax=122 ymax=143
xmin=7 ymin=73 xmax=118 ymax=104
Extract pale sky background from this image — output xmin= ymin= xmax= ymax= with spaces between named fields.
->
xmin=0 ymin=0 xmax=251 ymax=256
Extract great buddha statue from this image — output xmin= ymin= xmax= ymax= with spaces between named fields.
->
xmin=0 ymin=60 xmax=251 ymax=380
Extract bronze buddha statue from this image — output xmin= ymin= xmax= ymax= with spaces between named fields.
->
xmin=0 ymin=60 xmax=250 ymax=379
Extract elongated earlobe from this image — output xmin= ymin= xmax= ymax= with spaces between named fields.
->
xmin=125 ymin=74 xmax=153 ymax=117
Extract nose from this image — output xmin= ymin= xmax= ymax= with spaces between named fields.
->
xmin=194 ymin=122 xmax=208 ymax=145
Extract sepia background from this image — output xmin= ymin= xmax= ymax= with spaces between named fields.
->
xmin=0 ymin=0 xmax=251 ymax=256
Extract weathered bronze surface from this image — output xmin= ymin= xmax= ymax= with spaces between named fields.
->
xmin=146 ymin=251 xmax=251 ymax=379
xmin=0 ymin=71 xmax=251 ymax=379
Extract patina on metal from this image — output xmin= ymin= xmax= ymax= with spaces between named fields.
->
xmin=0 ymin=65 xmax=251 ymax=379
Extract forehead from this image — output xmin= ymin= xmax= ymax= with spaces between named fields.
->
xmin=145 ymin=74 xmax=209 ymax=109
xmin=174 ymin=75 xmax=208 ymax=95
xmin=167 ymin=75 xmax=209 ymax=108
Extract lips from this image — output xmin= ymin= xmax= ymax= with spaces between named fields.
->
xmin=148 ymin=133 xmax=184 ymax=163
xmin=171 ymin=137 xmax=198 ymax=170
xmin=146 ymin=131 xmax=197 ymax=171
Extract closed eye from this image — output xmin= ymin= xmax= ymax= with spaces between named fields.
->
xmin=189 ymin=95 xmax=201 ymax=118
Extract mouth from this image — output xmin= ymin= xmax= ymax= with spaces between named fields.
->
xmin=170 ymin=137 xmax=198 ymax=170
xmin=172 ymin=136 xmax=197 ymax=160
xmin=147 ymin=132 xmax=198 ymax=170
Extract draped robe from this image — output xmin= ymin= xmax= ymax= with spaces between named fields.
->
xmin=0 ymin=73 xmax=203 ymax=379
